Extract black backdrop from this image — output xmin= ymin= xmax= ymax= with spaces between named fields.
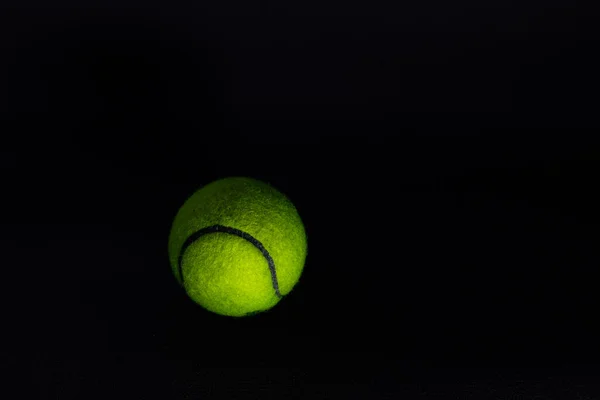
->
xmin=2 ymin=1 xmax=600 ymax=399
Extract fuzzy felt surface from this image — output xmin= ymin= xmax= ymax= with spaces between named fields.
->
xmin=168 ymin=177 xmax=307 ymax=317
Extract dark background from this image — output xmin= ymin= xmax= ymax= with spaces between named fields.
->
xmin=2 ymin=1 xmax=600 ymax=399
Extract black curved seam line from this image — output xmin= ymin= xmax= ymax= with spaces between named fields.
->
xmin=178 ymin=225 xmax=282 ymax=298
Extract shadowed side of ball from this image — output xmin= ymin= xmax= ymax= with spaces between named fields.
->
xmin=168 ymin=177 xmax=307 ymax=317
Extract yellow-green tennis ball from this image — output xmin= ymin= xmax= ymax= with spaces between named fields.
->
xmin=168 ymin=177 xmax=307 ymax=317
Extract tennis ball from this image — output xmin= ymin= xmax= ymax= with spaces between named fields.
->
xmin=168 ymin=177 xmax=307 ymax=317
